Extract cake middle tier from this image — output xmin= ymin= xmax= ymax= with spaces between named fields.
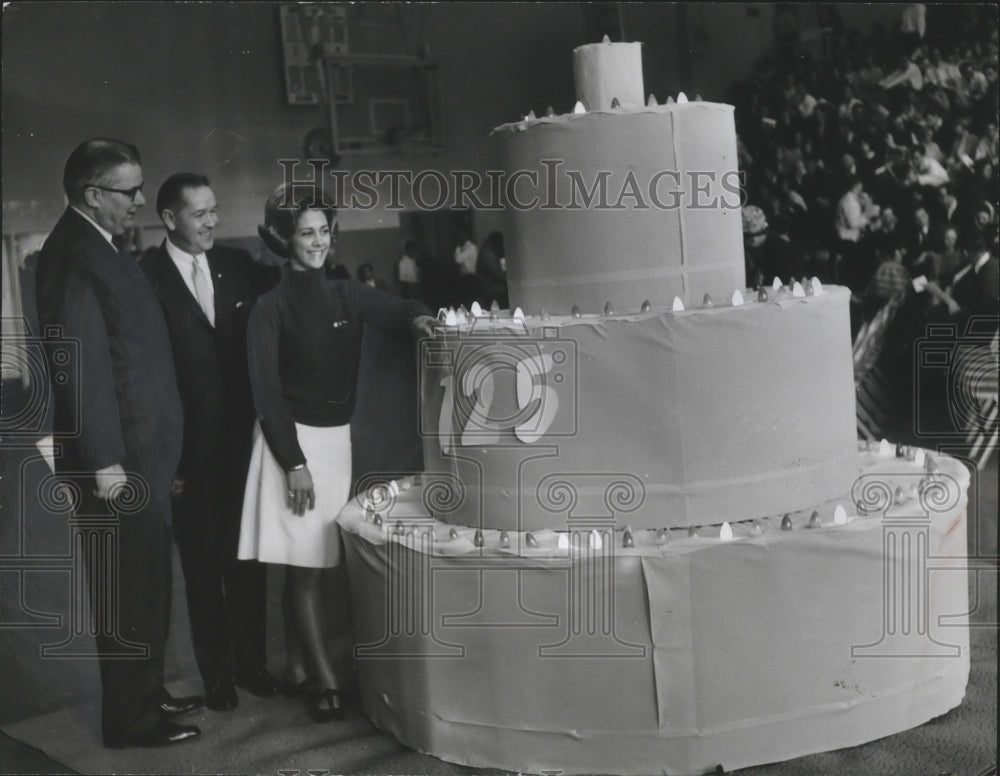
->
xmin=418 ymin=286 xmax=858 ymax=531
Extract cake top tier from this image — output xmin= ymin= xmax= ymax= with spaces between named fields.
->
xmin=573 ymin=38 xmax=644 ymax=111
xmin=490 ymin=37 xmax=745 ymax=316
xmin=494 ymin=37 xmax=721 ymax=130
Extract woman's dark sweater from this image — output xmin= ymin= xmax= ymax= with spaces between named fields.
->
xmin=247 ymin=264 xmax=428 ymax=470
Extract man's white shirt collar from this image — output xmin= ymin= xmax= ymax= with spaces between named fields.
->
xmin=951 ymin=251 xmax=992 ymax=286
xmin=165 ymin=237 xmax=213 ymax=300
xmin=165 ymin=237 xmax=207 ymax=269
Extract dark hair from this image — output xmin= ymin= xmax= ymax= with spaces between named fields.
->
xmin=156 ymin=172 xmax=210 ymax=217
xmin=357 ymin=262 xmax=376 ymax=283
xmin=258 ymin=182 xmax=336 ymax=258
xmin=963 ymin=230 xmax=986 ymax=254
xmin=482 ymin=231 xmax=504 ymax=256
xmin=325 ymin=262 xmax=351 ymax=280
xmin=63 ymin=138 xmax=141 ymax=203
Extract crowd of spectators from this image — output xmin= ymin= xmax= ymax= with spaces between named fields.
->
xmin=732 ymin=4 xmax=997 ymax=337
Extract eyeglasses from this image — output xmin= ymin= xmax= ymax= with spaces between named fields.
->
xmin=87 ymin=183 xmax=144 ymax=201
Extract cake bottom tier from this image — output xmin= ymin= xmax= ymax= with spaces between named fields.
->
xmin=339 ymin=450 xmax=971 ymax=775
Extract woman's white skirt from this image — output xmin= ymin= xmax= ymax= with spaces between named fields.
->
xmin=238 ymin=422 xmax=350 ymax=568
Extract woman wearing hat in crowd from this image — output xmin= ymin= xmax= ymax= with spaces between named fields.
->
xmin=742 ymin=205 xmax=770 ymax=288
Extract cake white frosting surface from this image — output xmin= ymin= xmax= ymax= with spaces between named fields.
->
xmin=339 ymin=448 xmax=970 ymax=774
xmin=417 ymin=285 xmax=858 ymax=530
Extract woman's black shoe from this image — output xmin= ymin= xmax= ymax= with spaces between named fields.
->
xmin=308 ymin=688 xmax=345 ymax=722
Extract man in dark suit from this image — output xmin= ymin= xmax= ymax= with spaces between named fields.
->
xmin=948 ymin=233 xmax=1000 ymax=322
xmin=36 ymin=139 xmax=201 ymax=748
xmin=902 ymin=206 xmax=944 ymax=266
xmin=140 ymin=174 xmax=279 ymax=710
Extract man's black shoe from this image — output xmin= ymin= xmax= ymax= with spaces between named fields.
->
xmin=155 ymin=688 xmax=204 ymax=717
xmin=205 ymin=680 xmax=239 ymax=711
xmin=105 ymin=720 xmax=201 ymax=749
xmin=235 ymin=667 xmax=279 ymax=697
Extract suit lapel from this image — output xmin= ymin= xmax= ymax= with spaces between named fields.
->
xmin=65 ymin=208 xmax=122 ymax=264
xmin=205 ymin=249 xmax=231 ymax=330
xmin=153 ymin=241 xmax=214 ymax=330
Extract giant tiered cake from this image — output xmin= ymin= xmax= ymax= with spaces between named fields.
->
xmin=338 ymin=40 xmax=971 ymax=775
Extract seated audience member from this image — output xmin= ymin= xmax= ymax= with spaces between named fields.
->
xmin=918 ymin=126 xmax=944 ymax=164
xmin=854 ymin=53 xmax=885 ymax=87
xmin=836 ymin=180 xmax=883 ymax=293
xmin=910 ymin=146 xmax=950 ymax=188
xmin=809 ymin=245 xmax=834 ymax=282
xmin=454 ymin=226 xmax=478 ymax=275
xmin=924 ymin=85 xmax=952 ymax=118
xmin=956 ymin=61 xmax=990 ymax=104
xmin=742 ymin=205 xmax=770 ymax=288
xmin=980 ymin=64 xmax=999 ymax=122
xmin=759 ymin=214 xmax=805 ymax=284
xmin=948 ymin=117 xmax=980 ymax=174
xmin=869 ymin=251 xmax=911 ymax=313
xmin=923 ymin=48 xmax=961 ymax=89
xmin=903 ymin=207 xmax=944 ymax=263
xmin=357 ymin=262 xmax=387 ymax=291
xmin=931 ymin=185 xmax=959 ymax=227
xmin=397 ymin=239 xmax=423 ymax=300
xmin=865 ymin=206 xmax=905 ymax=259
xmin=835 ymin=179 xmax=872 ymax=240
xmin=974 ymin=121 xmax=998 ymax=162
xmin=794 ymin=86 xmax=818 ymax=122
xmin=927 ymin=226 xmax=963 ymax=288
xmin=324 ymin=260 xmax=351 ymax=280
xmin=832 ymin=153 xmax=860 ymax=196
xmin=475 ymin=230 xmax=509 ymax=310
xmin=837 ymin=84 xmax=863 ymax=121
xmin=879 ymin=53 xmax=924 ymax=91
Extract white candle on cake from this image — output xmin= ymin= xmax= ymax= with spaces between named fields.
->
xmin=572 ymin=40 xmax=644 ymax=111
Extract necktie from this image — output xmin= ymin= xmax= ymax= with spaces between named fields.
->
xmin=191 ymin=255 xmax=215 ymax=326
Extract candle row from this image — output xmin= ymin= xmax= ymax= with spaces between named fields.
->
xmin=858 ymin=438 xmax=932 ymax=469
xmin=569 ymin=91 xmax=700 ymax=116
xmin=433 ymin=278 xmax=825 ymax=327
xmin=362 ymin=504 xmax=858 ymax=549
xmin=522 ymin=92 xmax=704 ymax=124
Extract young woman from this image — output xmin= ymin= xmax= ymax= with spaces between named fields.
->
xmin=238 ymin=184 xmax=434 ymax=721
